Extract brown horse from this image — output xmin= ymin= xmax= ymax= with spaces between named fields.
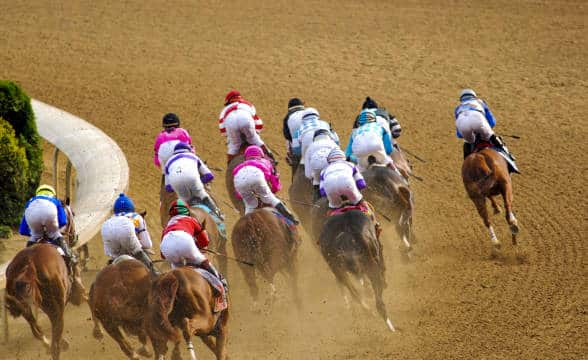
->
xmin=391 ymin=144 xmax=413 ymax=181
xmin=160 ymin=187 xmax=228 ymax=275
xmin=287 ymin=164 xmax=314 ymax=228
xmin=4 ymin=242 xmax=86 ymax=359
xmin=362 ymin=162 xmax=415 ymax=259
xmin=89 ymin=258 xmax=153 ymax=359
xmin=225 ymin=153 xmax=246 ymax=214
xmin=231 ymin=208 xmax=302 ymax=308
xmin=145 ymin=267 xmax=229 ymax=360
xmin=319 ymin=210 xmax=395 ymax=332
xmin=462 ymin=147 xmax=520 ymax=252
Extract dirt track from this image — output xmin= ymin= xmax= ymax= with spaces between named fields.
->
xmin=1 ymin=0 xmax=586 ymax=359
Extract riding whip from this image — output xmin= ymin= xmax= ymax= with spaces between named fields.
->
xmin=400 ymin=147 xmax=427 ymax=163
xmin=286 ymin=198 xmax=320 ymax=208
xmin=203 ymin=248 xmax=255 ymax=267
xmin=499 ymin=134 xmax=521 ymax=140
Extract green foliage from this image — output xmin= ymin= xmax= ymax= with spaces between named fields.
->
xmin=0 ymin=81 xmax=43 ymax=218
xmin=0 ymin=225 xmax=13 ymax=238
xmin=0 ymin=117 xmax=31 ymax=225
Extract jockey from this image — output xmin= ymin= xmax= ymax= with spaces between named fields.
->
xmin=218 ymin=90 xmax=275 ymax=163
xmin=346 ymin=109 xmax=396 ymax=172
xmin=160 ymin=200 xmax=225 ymax=284
xmin=153 ymin=113 xmax=193 ymax=171
xmin=101 ymin=193 xmax=159 ymax=275
xmin=454 ymin=89 xmax=518 ymax=170
xmin=282 ymin=98 xmax=305 ymax=164
xmin=354 ymin=96 xmax=402 ymax=141
xmin=319 ymin=149 xmax=367 ymax=209
xmin=19 ymin=184 xmax=76 ymax=270
xmin=164 ymin=142 xmax=224 ymax=221
xmin=233 ymin=145 xmax=300 ymax=224
xmin=292 ymin=107 xmax=339 ymax=164
xmin=304 ymin=129 xmax=340 ymax=201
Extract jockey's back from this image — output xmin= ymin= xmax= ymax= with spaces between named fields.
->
xmin=154 ymin=128 xmax=192 ymax=167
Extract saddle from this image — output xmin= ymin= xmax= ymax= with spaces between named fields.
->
xmin=473 ymin=140 xmax=520 ymax=173
xmin=190 ymin=267 xmax=228 ymax=313
xmin=327 ymin=201 xmax=382 ymax=239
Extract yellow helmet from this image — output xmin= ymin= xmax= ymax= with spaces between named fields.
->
xmin=36 ymin=184 xmax=56 ymax=197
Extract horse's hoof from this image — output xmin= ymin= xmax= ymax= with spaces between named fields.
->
xmin=490 ymin=243 xmax=501 ymax=258
xmin=60 ymin=338 xmax=70 ymax=351
xmin=510 ymin=223 xmax=520 ymax=235
xmin=137 ymin=346 xmax=152 ymax=358
xmin=93 ymin=326 xmax=104 ymax=340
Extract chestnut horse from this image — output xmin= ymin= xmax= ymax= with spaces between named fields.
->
xmin=362 ymin=162 xmax=415 ymax=258
xmin=89 ymin=257 xmax=153 ymax=359
xmin=231 ymin=208 xmax=302 ymax=308
xmin=462 ymin=147 xmax=520 ymax=252
xmin=319 ymin=210 xmax=395 ymax=332
xmin=145 ymin=267 xmax=229 ymax=360
xmin=4 ymin=201 xmax=85 ymax=360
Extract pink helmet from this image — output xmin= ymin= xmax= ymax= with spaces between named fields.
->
xmin=244 ymin=145 xmax=264 ymax=160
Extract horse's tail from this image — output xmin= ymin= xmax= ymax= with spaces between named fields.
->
xmin=5 ymin=263 xmax=41 ymax=318
xmin=463 ymin=153 xmax=495 ymax=192
xmin=148 ymin=272 xmax=181 ymax=342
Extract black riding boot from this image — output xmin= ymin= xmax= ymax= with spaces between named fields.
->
xmin=133 ymin=250 xmax=160 ymax=276
xmin=202 ymin=196 xmax=225 ymax=221
xmin=54 ymin=236 xmax=76 ymax=273
xmin=201 ymin=259 xmax=228 ymax=291
xmin=312 ymin=185 xmax=321 ymax=202
xmin=490 ymin=134 xmax=517 ymax=161
xmin=261 ymin=144 xmax=277 ymax=164
xmin=463 ymin=142 xmax=474 ymax=159
xmin=276 ymin=202 xmax=300 ymax=225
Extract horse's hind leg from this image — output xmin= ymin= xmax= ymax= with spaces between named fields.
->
xmin=17 ymin=300 xmax=50 ymax=348
xmin=136 ymin=330 xmax=152 ymax=358
xmin=501 ymin=181 xmax=519 ymax=245
xmin=181 ymin=318 xmax=198 ymax=360
xmin=102 ymin=322 xmax=139 ymax=359
xmin=489 ymin=196 xmax=502 ymax=214
xmin=472 ymin=196 xmax=500 ymax=251
xmin=286 ymin=260 xmax=303 ymax=310
xmin=239 ymin=263 xmax=260 ymax=308
xmin=46 ymin=303 xmax=66 ymax=360
xmin=366 ymin=265 xmax=395 ymax=332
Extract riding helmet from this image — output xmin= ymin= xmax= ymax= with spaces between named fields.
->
xmin=224 ymin=90 xmax=241 ymax=105
xmin=114 ymin=193 xmax=135 ymax=214
xmin=459 ymin=88 xmax=477 ymax=101
xmin=287 ymin=98 xmax=304 ymax=110
xmin=173 ymin=141 xmax=193 ymax=154
xmin=244 ymin=145 xmax=264 ymax=160
xmin=162 ymin=113 xmax=180 ymax=128
xmin=357 ymin=109 xmax=377 ymax=126
xmin=36 ymin=184 xmax=56 ymax=197
xmin=169 ymin=199 xmax=190 ymax=216
xmin=362 ymin=96 xmax=379 ymax=109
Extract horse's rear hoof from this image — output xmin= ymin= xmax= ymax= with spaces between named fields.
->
xmin=490 ymin=243 xmax=501 ymax=258
xmin=510 ymin=223 xmax=520 ymax=235
xmin=93 ymin=325 xmax=104 ymax=340
xmin=137 ymin=345 xmax=152 ymax=358
xmin=60 ymin=338 xmax=69 ymax=351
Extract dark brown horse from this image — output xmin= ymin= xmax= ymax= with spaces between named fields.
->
xmin=89 ymin=258 xmax=153 ymax=359
xmin=462 ymin=147 xmax=520 ymax=252
xmin=391 ymin=144 xmax=413 ymax=181
xmin=4 ymin=242 xmax=86 ymax=359
xmin=231 ymin=208 xmax=302 ymax=308
xmin=145 ymin=267 xmax=229 ymax=360
xmin=160 ymin=188 xmax=228 ymax=275
xmin=362 ymin=162 xmax=415 ymax=259
xmin=287 ymin=164 xmax=314 ymax=228
xmin=319 ymin=210 xmax=395 ymax=332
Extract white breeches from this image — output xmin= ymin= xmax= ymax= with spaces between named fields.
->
xmin=234 ymin=166 xmax=280 ymax=214
xmin=352 ymin=134 xmax=392 ymax=171
xmin=158 ymin=140 xmax=180 ymax=173
xmin=455 ymin=111 xmax=494 ymax=144
xmin=167 ymin=158 xmax=208 ymax=206
xmin=224 ymin=110 xmax=264 ymax=155
xmin=160 ymin=230 xmax=206 ymax=269
xmin=25 ymin=199 xmax=61 ymax=241
xmin=101 ymin=216 xmax=142 ymax=258
xmin=322 ymin=174 xmax=363 ymax=209
xmin=306 ymin=147 xmax=332 ymax=185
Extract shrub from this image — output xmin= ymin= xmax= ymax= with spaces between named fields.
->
xmin=0 ymin=117 xmax=31 ymax=226
xmin=0 ymin=225 xmax=12 ymax=238
xmin=0 ymin=81 xmax=43 ymax=212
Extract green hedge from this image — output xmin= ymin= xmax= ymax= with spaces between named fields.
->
xmin=0 ymin=118 xmax=31 ymax=225
xmin=0 ymin=81 xmax=43 ymax=226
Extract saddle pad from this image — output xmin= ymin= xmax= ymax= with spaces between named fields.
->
xmin=493 ymin=147 xmax=520 ymax=173
xmin=193 ymin=268 xmax=228 ymax=312
xmin=327 ymin=201 xmax=377 ymax=224
xmin=262 ymin=207 xmax=298 ymax=230
xmin=112 ymin=254 xmax=135 ymax=265
xmin=193 ymin=204 xmax=227 ymax=238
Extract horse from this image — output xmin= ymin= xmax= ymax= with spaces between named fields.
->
xmin=145 ymin=267 xmax=229 ymax=360
xmin=287 ymin=164 xmax=314 ymax=228
xmin=231 ymin=207 xmax=302 ymax=308
xmin=362 ymin=160 xmax=415 ymax=259
xmin=4 ymin=243 xmax=86 ymax=359
xmin=319 ymin=209 xmax=395 ymax=332
xmin=89 ymin=257 xmax=153 ymax=359
xmin=462 ymin=145 xmax=520 ymax=253
xmin=160 ymin=188 xmax=228 ymax=275
xmin=391 ymin=144 xmax=413 ymax=181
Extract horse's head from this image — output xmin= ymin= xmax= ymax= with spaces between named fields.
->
xmin=60 ymin=198 xmax=77 ymax=246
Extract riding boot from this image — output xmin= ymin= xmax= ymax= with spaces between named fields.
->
xmin=463 ymin=142 xmax=474 ymax=159
xmin=54 ymin=236 xmax=76 ymax=273
xmin=490 ymin=134 xmax=517 ymax=161
xmin=227 ymin=153 xmax=238 ymax=164
xmin=276 ymin=202 xmax=300 ymax=225
xmin=133 ymin=250 xmax=160 ymax=276
xmin=261 ymin=144 xmax=277 ymax=164
xmin=201 ymin=196 xmax=225 ymax=221
xmin=201 ymin=259 xmax=228 ymax=291
xmin=312 ymin=185 xmax=321 ymax=202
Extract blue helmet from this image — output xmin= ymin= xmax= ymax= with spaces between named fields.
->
xmin=173 ymin=142 xmax=192 ymax=154
xmin=114 ymin=193 xmax=135 ymax=213
xmin=357 ymin=109 xmax=377 ymax=126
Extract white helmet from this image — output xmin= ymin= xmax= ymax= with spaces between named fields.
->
xmin=460 ymin=88 xmax=477 ymax=101
xmin=301 ymin=107 xmax=319 ymax=121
